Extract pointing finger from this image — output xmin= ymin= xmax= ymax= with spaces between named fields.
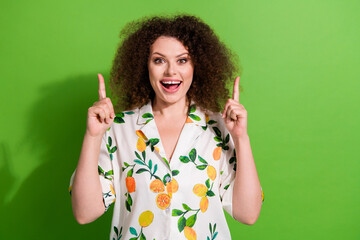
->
xmin=98 ymin=73 xmax=106 ymax=100
xmin=232 ymin=76 xmax=240 ymax=102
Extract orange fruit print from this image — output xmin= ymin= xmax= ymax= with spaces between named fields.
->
xmin=150 ymin=179 xmax=165 ymax=193
xmin=207 ymin=165 xmax=216 ymax=181
xmin=136 ymin=138 xmax=146 ymax=152
xmin=200 ymin=196 xmax=209 ymax=213
xmin=213 ymin=146 xmax=221 ymax=160
xmin=166 ymin=178 xmax=179 ymax=197
xmin=184 ymin=226 xmax=197 ymax=240
xmin=193 ymin=184 xmax=207 ymax=197
xmin=125 ymin=176 xmax=136 ymax=193
xmin=136 ymin=130 xmax=148 ymax=140
xmin=156 ymin=193 xmax=171 ymax=210
xmin=185 ymin=117 xmax=193 ymax=123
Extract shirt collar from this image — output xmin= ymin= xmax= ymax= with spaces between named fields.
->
xmin=137 ymin=101 xmax=207 ymax=128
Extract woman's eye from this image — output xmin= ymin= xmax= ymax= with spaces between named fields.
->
xmin=154 ymin=58 xmax=165 ymax=64
xmin=178 ymin=58 xmax=188 ymax=64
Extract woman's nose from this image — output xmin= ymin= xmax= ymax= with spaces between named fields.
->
xmin=165 ymin=63 xmax=176 ymax=76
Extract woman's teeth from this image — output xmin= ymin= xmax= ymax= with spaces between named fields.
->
xmin=161 ymin=81 xmax=181 ymax=84
xmin=161 ymin=80 xmax=181 ymax=89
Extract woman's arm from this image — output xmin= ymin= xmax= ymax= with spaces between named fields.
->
xmin=231 ymin=136 xmax=262 ymax=225
xmin=71 ymin=134 xmax=106 ymax=224
xmin=222 ymin=76 xmax=262 ymax=224
xmin=71 ymin=74 xmax=115 ymax=224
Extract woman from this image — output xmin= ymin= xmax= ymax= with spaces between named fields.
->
xmin=70 ymin=15 xmax=263 ymax=239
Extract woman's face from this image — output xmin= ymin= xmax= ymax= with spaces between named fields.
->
xmin=148 ymin=36 xmax=194 ymax=106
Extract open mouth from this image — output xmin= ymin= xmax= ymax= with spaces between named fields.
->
xmin=160 ymin=80 xmax=182 ymax=91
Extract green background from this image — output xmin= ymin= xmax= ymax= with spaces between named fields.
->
xmin=1 ymin=0 xmax=359 ymax=239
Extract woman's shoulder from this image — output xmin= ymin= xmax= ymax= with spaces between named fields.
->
xmin=200 ymin=108 xmax=229 ymax=134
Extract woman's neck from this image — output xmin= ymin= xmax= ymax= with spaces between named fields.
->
xmin=152 ymin=97 xmax=188 ymax=119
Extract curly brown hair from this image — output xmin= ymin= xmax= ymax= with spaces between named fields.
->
xmin=110 ymin=14 xmax=239 ymax=113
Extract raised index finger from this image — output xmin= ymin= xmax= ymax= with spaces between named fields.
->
xmin=232 ymin=76 xmax=240 ymax=102
xmin=98 ymin=73 xmax=106 ymax=100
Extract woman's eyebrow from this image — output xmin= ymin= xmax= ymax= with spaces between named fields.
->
xmin=151 ymin=52 xmax=189 ymax=57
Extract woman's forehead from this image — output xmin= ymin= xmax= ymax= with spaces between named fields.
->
xmin=150 ymin=36 xmax=189 ymax=56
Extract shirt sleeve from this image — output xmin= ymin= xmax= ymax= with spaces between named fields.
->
xmin=69 ymin=130 xmax=116 ymax=211
xmin=219 ymin=138 xmax=237 ymax=217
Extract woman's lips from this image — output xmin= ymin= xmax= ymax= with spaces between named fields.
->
xmin=160 ymin=80 xmax=182 ymax=93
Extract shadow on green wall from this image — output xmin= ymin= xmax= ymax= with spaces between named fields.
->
xmin=0 ymin=74 xmax=114 ymax=239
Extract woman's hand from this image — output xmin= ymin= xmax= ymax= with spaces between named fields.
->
xmin=222 ymin=76 xmax=248 ymax=139
xmin=86 ymin=74 xmax=115 ymax=137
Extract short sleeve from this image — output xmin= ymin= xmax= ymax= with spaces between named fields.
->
xmin=69 ymin=131 xmax=116 ymax=211
xmin=219 ymin=139 xmax=237 ymax=217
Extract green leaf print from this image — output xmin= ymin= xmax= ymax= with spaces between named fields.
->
xmin=114 ymin=226 xmax=119 ymax=235
xmin=127 ymin=168 xmax=133 ymax=177
xmin=189 ymin=114 xmax=201 ymax=121
xmin=136 ymin=168 xmax=148 ymax=174
xmin=224 ymin=184 xmax=230 ymax=190
xmin=142 ymin=113 xmax=154 ymax=119
xmin=149 ymin=159 xmax=152 ymax=170
xmin=129 ymin=238 xmax=137 ymax=240
xmin=225 ymin=134 xmax=230 ymax=143
xmin=213 ymin=127 xmax=221 ymax=137
xmin=189 ymin=148 xmax=197 ymax=162
xmin=105 ymin=170 xmax=114 ymax=177
xmin=125 ymin=199 xmax=131 ymax=212
xmin=207 ymin=190 xmax=215 ymax=197
xmin=153 ymin=164 xmax=158 ymax=175
xmin=186 ymin=214 xmax=197 ymax=227
xmin=163 ymin=157 xmax=170 ymax=169
xmin=178 ymin=216 xmax=187 ymax=232
xmin=108 ymin=136 xmax=112 ymax=146
xmin=179 ymin=156 xmax=190 ymax=163
xmin=149 ymin=138 xmax=159 ymax=145
xmin=142 ymin=151 xmax=146 ymax=161
xmin=205 ymin=179 xmax=210 ymax=188
xmin=172 ymin=209 xmax=183 ymax=216
xmin=125 ymin=111 xmax=135 ymax=115
xmin=110 ymin=146 xmax=117 ymax=153
xmin=98 ymin=165 xmax=104 ymax=175
xmin=196 ymin=165 xmax=207 ymax=170
xmin=172 ymin=170 xmax=180 ymax=176
xmin=182 ymin=203 xmax=191 ymax=211
xmin=140 ymin=232 xmax=146 ymax=240
xmin=198 ymin=156 xmax=208 ymax=164
xmin=134 ymin=160 xmax=145 ymax=165
xmin=207 ymin=120 xmax=217 ymax=125
xmin=135 ymin=151 xmax=142 ymax=160
xmin=127 ymin=194 xmax=133 ymax=205
xmin=129 ymin=227 xmax=137 ymax=236
xmin=214 ymin=136 xmax=222 ymax=142
xmin=114 ymin=116 xmax=125 ymax=124
xmin=189 ymin=105 xmax=196 ymax=113
xmin=208 ymin=223 xmax=218 ymax=240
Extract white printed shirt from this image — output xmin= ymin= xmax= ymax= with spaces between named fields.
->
xmin=70 ymin=101 xmax=263 ymax=240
